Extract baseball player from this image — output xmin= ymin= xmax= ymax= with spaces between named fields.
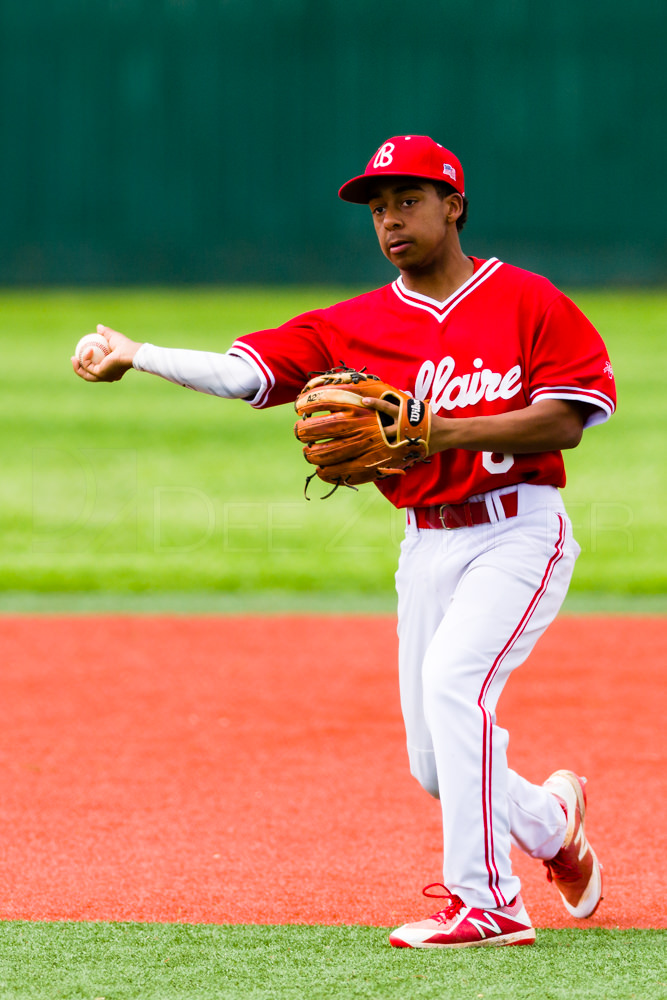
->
xmin=73 ymin=135 xmax=616 ymax=948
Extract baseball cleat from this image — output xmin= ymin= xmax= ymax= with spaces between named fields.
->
xmin=542 ymin=769 xmax=603 ymax=918
xmin=389 ymin=885 xmax=535 ymax=949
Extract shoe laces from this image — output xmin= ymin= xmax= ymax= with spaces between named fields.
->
xmin=422 ymin=883 xmax=464 ymax=924
xmin=543 ymin=854 xmax=584 ymax=885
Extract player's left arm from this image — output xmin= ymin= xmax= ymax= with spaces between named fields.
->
xmin=427 ymin=398 xmax=592 ymax=454
xmin=365 ymin=397 xmax=592 ymax=455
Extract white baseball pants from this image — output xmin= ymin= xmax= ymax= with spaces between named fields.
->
xmin=396 ymin=484 xmax=579 ymax=909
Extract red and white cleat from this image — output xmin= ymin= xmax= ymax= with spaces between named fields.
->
xmin=389 ymin=886 xmax=535 ymax=949
xmin=542 ymin=769 xmax=603 ymax=918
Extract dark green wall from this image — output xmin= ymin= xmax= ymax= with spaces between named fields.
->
xmin=1 ymin=0 xmax=665 ymax=286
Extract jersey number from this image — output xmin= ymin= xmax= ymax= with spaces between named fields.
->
xmin=482 ymin=451 xmax=515 ymax=475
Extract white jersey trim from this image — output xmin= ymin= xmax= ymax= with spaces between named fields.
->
xmin=228 ymin=341 xmax=275 ymax=408
xmin=391 ymin=258 xmax=503 ymax=322
xmin=530 ymin=385 xmax=616 ymax=427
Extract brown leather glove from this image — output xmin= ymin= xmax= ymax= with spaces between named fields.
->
xmin=294 ymin=367 xmax=431 ymax=496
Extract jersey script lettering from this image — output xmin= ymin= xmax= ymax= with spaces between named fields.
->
xmin=415 ymin=357 xmax=523 ymax=413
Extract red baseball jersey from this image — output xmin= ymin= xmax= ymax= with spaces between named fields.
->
xmin=230 ymin=258 xmax=616 ymax=507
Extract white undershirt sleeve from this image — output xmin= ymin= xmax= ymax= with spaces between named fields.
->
xmin=132 ymin=343 xmax=262 ymax=400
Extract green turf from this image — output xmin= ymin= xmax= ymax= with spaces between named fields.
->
xmin=0 ymin=589 xmax=664 ymax=615
xmin=1 ymin=287 xmax=665 ymax=598
xmin=0 ymin=923 xmax=664 ymax=1000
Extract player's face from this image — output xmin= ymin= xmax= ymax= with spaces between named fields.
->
xmin=368 ymin=181 xmax=458 ymax=272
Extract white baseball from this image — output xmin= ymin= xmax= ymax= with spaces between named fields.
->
xmin=75 ymin=333 xmax=111 ymax=365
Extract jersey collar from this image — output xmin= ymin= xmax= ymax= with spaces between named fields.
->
xmin=391 ymin=257 xmax=502 ymax=322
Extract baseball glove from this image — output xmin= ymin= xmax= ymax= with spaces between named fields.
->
xmin=294 ymin=366 xmax=431 ymax=496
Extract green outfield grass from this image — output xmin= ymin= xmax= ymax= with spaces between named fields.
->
xmin=1 ymin=922 xmax=664 ymax=1000
xmin=0 ymin=286 xmax=665 ymax=604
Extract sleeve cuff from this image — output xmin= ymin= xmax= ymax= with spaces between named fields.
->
xmin=530 ymin=386 xmax=616 ymax=427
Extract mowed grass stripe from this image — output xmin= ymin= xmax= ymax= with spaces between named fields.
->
xmin=1 ymin=923 xmax=665 ymax=1000
xmin=0 ymin=590 xmax=665 ymax=615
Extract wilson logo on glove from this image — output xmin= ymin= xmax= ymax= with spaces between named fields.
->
xmin=407 ymin=399 xmax=426 ymax=426
xmin=293 ymin=365 xmax=431 ymax=498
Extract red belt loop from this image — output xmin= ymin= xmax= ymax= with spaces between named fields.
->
xmin=413 ymin=488 xmax=519 ymax=530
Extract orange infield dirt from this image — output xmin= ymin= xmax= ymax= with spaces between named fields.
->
xmin=0 ymin=614 xmax=664 ymax=929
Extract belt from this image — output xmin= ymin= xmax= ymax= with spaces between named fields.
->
xmin=412 ymin=489 xmax=519 ymax=530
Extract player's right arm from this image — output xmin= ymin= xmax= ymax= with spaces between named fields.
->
xmin=72 ymin=324 xmax=261 ymax=400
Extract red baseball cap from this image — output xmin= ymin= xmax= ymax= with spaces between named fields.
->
xmin=338 ymin=135 xmax=465 ymax=203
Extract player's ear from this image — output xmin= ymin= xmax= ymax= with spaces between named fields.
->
xmin=445 ymin=193 xmax=464 ymax=225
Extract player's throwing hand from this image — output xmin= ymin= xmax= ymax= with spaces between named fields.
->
xmin=71 ymin=324 xmax=142 ymax=382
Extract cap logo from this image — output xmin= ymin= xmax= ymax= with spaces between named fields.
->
xmin=373 ymin=142 xmax=395 ymax=168
xmin=443 ymin=163 xmax=457 ymax=182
